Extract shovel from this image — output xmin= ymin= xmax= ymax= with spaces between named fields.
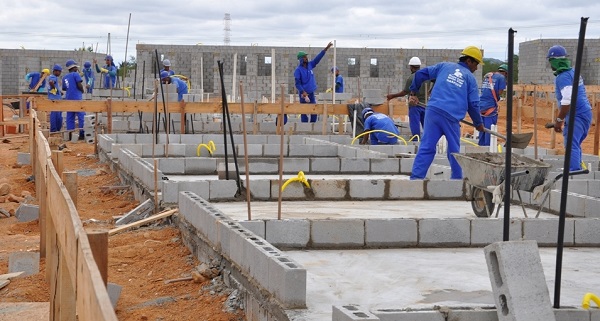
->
xmin=460 ymin=119 xmax=533 ymax=149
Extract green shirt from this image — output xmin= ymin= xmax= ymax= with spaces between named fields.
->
xmin=403 ymin=73 xmax=431 ymax=107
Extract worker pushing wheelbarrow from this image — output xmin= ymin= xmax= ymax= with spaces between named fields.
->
xmin=453 ymin=152 xmax=552 ymax=217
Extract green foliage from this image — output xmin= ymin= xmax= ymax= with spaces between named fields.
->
xmin=482 ymin=55 xmax=519 ymax=83
xmin=74 ymin=46 xmax=94 ymax=52
xmin=117 ymin=56 xmax=137 ymax=77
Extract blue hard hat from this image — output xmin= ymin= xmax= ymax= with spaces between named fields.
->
xmin=53 ymin=64 xmax=62 ymax=71
xmin=160 ymin=71 xmax=169 ymax=79
xmin=105 ymin=55 xmax=113 ymax=61
xmin=547 ymin=45 xmax=568 ymax=59
xmin=84 ymin=61 xmax=91 ymax=68
xmin=65 ymin=59 xmax=79 ymax=70
xmin=362 ymin=107 xmax=374 ymax=118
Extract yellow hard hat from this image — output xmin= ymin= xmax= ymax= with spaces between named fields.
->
xmin=461 ymin=46 xmax=484 ymax=65
xmin=42 ymin=68 xmax=50 ymax=74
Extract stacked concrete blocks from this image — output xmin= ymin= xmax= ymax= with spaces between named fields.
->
xmin=484 ymin=240 xmax=556 ymax=321
xmin=333 ymin=305 xmax=380 ymax=321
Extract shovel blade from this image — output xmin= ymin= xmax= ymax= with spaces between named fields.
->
xmin=509 ymin=132 xmax=533 ymax=149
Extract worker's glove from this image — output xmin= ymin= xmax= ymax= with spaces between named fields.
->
xmin=78 ymin=71 xmax=84 ymax=77
xmin=100 ymin=68 xmax=109 ymax=73
xmin=476 ymin=124 xmax=485 ymax=132
xmin=325 ymin=88 xmax=332 ymax=93
xmin=50 ymin=88 xmax=57 ymax=95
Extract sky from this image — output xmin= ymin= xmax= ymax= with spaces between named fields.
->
xmin=1 ymin=1 xmax=599 ymax=65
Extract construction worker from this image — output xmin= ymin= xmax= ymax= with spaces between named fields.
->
xmin=25 ymin=68 xmax=50 ymax=92
xmin=331 ymin=66 xmax=344 ymax=93
xmin=161 ymin=59 xmax=175 ymax=76
xmin=386 ymin=56 xmax=430 ymax=137
xmin=82 ymin=61 xmax=95 ymax=93
xmin=408 ymin=46 xmax=485 ymax=180
xmin=478 ymin=64 xmax=508 ymax=146
xmin=160 ymin=71 xmax=188 ymax=102
xmin=48 ymin=64 xmax=63 ymax=132
xmin=62 ymin=59 xmax=85 ymax=140
xmin=93 ymin=55 xmax=117 ymax=89
xmin=294 ymin=41 xmax=333 ymax=123
xmin=360 ymin=108 xmax=399 ymax=145
xmin=547 ymin=45 xmax=593 ymax=171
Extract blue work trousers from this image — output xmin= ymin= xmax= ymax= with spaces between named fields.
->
xmin=564 ymin=110 xmax=592 ymax=171
xmin=50 ymin=112 xmax=63 ymax=132
xmin=66 ymin=112 xmax=85 ymax=137
xmin=408 ymin=105 xmax=426 ymax=137
xmin=478 ymin=114 xmax=498 ymax=146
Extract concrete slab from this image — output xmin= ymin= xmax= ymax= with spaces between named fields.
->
xmin=0 ymin=302 xmax=49 ymax=320
xmin=8 ymin=252 xmax=40 ymax=276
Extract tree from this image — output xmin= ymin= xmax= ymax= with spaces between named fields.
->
xmin=117 ymin=56 xmax=137 ymax=77
xmin=74 ymin=46 xmax=94 ymax=52
xmin=481 ymin=54 xmax=519 ymax=83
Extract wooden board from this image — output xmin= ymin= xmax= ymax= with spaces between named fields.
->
xmin=108 ymin=209 xmax=178 ymax=236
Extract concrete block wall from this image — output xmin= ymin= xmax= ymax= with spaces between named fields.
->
xmin=178 ymin=191 xmax=307 ymax=309
xmin=366 ymin=307 xmax=592 ymax=321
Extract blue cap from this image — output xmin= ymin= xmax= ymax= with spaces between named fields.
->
xmin=160 ymin=71 xmax=169 ymax=79
xmin=331 ymin=66 xmax=338 ymax=72
xmin=84 ymin=61 xmax=91 ymax=68
xmin=52 ymin=64 xmax=62 ymax=71
xmin=362 ymin=108 xmax=374 ymax=118
xmin=65 ymin=59 xmax=79 ymax=70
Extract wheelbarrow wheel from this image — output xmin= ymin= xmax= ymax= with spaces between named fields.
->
xmin=471 ymin=187 xmax=495 ymax=218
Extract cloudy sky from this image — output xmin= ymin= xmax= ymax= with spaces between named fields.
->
xmin=1 ymin=1 xmax=599 ymax=64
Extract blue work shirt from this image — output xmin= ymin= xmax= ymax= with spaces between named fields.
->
xmin=83 ymin=67 xmax=95 ymax=89
xmin=47 ymin=75 xmax=62 ymax=100
xmin=161 ymin=69 xmax=175 ymax=76
xmin=96 ymin=63 xmax=117 ymax=88
xmin=364 ymin=113 xmax=400 ymax=135
xmin=335 ymin=74 xmax=344 ymax=93
xmin=479 ymin=72 xmax=506 ymax=113
xmin=410 ymin=61 xmax=482 ymax=127
xmin=26 ymin=72 xmax=46 ymax=92
xmin=170 ymin=77 xmax=188 ymax=102
xmin=294 ymin=50 xmax=326 ymax=94
xmin=555 ymin=68 xmax=592 ymax=119
xmin=62 ymin=71 xmax=83 ymax=100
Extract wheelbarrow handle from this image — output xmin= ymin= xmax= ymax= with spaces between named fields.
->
xmin=460 ymin=119 xmax=507 ymax=140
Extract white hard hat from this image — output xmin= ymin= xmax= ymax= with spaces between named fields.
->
xmin=163 ymin=59 xmax=171 ymax=67
xmin=408 ymin=57 xmax=421 ymax=66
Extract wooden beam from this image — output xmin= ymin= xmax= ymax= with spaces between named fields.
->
xmin=63 ymin=171 xmax=78 ymax=208
xmin=51 ymin=150 xmax=64 ymax=177
xmin=87 ymin=230 xmax=108 ymax=286
xmin=106 ymin=99 xmax=112 ymax=134
xmin=108 ymin=209 xmax=178 ymax=236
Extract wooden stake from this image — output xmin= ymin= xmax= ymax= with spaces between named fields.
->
xmin=533 ymin=85 xmax=538 ymax=159
xmin=153 ymin=159 xmax=159 ymax=214
xmin=239 ymin=82 xmax=252 ymax=220
xmin=106 ymin=98 xmax=112 ymax=134
xmin=594 ymin=98 xmax=600 ymax=156
xmin=277 ymin=85 xmax=285 ymax=220
xmin=51 ymin=150 xmax=64 ymax=176
xmin=62 ymin=171 xmax=78 ymax=208
xmin=87 ymin=230 xmax=108 ymax=286
xmin=108 ymin=209 xmax=178 ymax=236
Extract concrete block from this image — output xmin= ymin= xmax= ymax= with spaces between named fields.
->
xmin=294 ymin=123 xmax=313 ymax=133
xmin=282 ymin=158 xmax=310 ymax=173
xmin=14 ymin=204 xmax=39 ymax=222
xmin=179 ymin=181 xmax=210 ymax=200
xmin=365 ymin=219 xmax=418 ymax=247
xmin=574 ymin=218 xmax=600 ymax=246
xmin=426 ymin=180 xmax=464 ymax=199
xmin=373 ymin=309 xmax=445 ymax=321
xmin=340 ymin=158 xmax=370 ymax=173
xmin=161 ymin=181 xmax=179 ymax=203
xmin=270 ymin=178 xmax=307 ymax=200
xmin=333 ymin=305 xmax=380 ymax=321
xmin=166 ymin=144 xmax=186 ymax=157
xmin=209 ymin=180 xmax=238 ymax=201
xmin=135 ymin=134 xmax=154 ymax=144
xmin=388 ymin=179 xmax=425 ymax=199
xmin=484 ymin=240 xmax=556 ymax=321
xmin=588 ymin=181 xmax=600 ymax=198
xmin=337 ymin=146 xmax=357 ymax=158
xmin=245 ymin=179 xmax=271 ymax=200
xmin=590 ymin=309 xmax=600 ymax=321
xmin=447 ymin=309 xmax=498 ymax=321
xmin=179 ymin=134 xmax=204 ymax=144
xmin=107 ymin=282 xmax=122 ymax=309
xmin=8 ymin=252 xmax=40 ymax=276
xmin=311 ymin=179 xmax=347 ymax=199
xmin=312 ymin=145 xmax=338 ymax=157
xmin=566 ymin=193 xmax=586 ymax=217
xmin=370 ymin=158 xmax=400 ymax=173
xmin=237 ymin=144 xmax=263 ymax=157
xmin=158 ymin=157 xmax=185 ymax=174
xmin=471 ymin=218 xmax=522 ymax=246
xmin=268 ymin=255 xmax=306 ymax=308
xmin=184 ymin=158 xmax=217 ymax=175
xmin=310 ymin=158 xmax=340 ymax=173
xmin=523 ymin=218 xmax=574 ymax=246
xmin=349 ymin=179 xmax=385 ymax=199
xmin=265 ymin=219 xmax=310 ymax=248
xmin=259 ymin=122 xmax=277 ymax=133
xmin=553 ymin=308 xmax=590 ymax=321
xmin=584 ymin=197 xmax=600 ymax=218
xmin=288 ymin=144 xmax=314 ymax=157
xmin=311 ymin=219 xmax=364 ymax=247
xmin=399 ymin=158 xmax=415 ymax=175
xmin=419 ymin=218 xmax=471 ymax=246
xmin=249 ymin=159 xmax=279 ymax=174
xmin=218 ymin=220 xmax=238 ymax=259
xmin=17 ymin=152 xmax=30 ymax=165
xmin=263 ymin=144 xmax=289 ymax=157
xmin=239 ymin=220 xmax=265 ymax=239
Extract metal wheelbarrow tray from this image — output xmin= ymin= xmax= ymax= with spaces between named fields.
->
xmin=453 ymin=152 xmax=552 ymax=218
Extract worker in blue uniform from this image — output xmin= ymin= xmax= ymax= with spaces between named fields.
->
xmin=331 ymin=66 xmax=344 ymax=93
xmin=48 ymin=64 xmax=63 ymax=132
xmin=161 ymin=59 xmax=175 ymax=76
xmin=409 ymin=46 xmax=485 ymax=180
xmin=478 ymin=64 xmax=507 ymax=146
xmin=360 ymin=108 xmax=399 ymax=145
xmin=62 ymin=60 xmax=85 ymax=140
xmin=160 ymin=71 xmax=188 ymax=102
xmin=387 ymin=56 xmax=430 ymax=137
xmin=547 ymin=45 xmax=593 ymax=171
xmin=25 ymin=68 xmax=50 ymax=92
xmin=93 ymin=55 xmax=117 ymax=89
xmin=294 ymin=42 xmax=333 ymax=123
xmin=82 ymin=61 xmax=95 ymax=93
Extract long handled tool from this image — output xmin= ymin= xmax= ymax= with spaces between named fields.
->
xmin=460 ymin=119 xmax=533 ymax=149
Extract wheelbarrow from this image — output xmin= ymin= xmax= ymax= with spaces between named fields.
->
xmin=453 ymin=152 xmax=552 ymax=217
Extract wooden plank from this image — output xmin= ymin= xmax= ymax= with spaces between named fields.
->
xmin=56 ymin=251 xmax=76 ymax=321
xmin=108 ymin=209 xmax=178 ymax=236
xmin=0 ymin=271 xmax=24 ymax=280
xmin=87 ymin=230 xmax=108 ymax=286
xmin=76 ymin=230 xmax=118 ymax=321
xmin=63 ymin=171 xmax=78 ymax=208
xmin=51 ymin=150 xmax=63 ymax=177
xmin=106 ymin=99 xmax=112 ymax=134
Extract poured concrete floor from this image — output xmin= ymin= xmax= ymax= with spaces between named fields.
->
xmin=213 ymin=200 xmax=574 ymax=319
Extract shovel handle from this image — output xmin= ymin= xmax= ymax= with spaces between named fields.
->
xmin=460 ymin=119 xmax=507 ymax=140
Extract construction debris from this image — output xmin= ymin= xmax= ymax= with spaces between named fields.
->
xmin=108 ymin=208 xmax=178 ymax=236
xmin=164 ymin=271 xmax=205 ymax=284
